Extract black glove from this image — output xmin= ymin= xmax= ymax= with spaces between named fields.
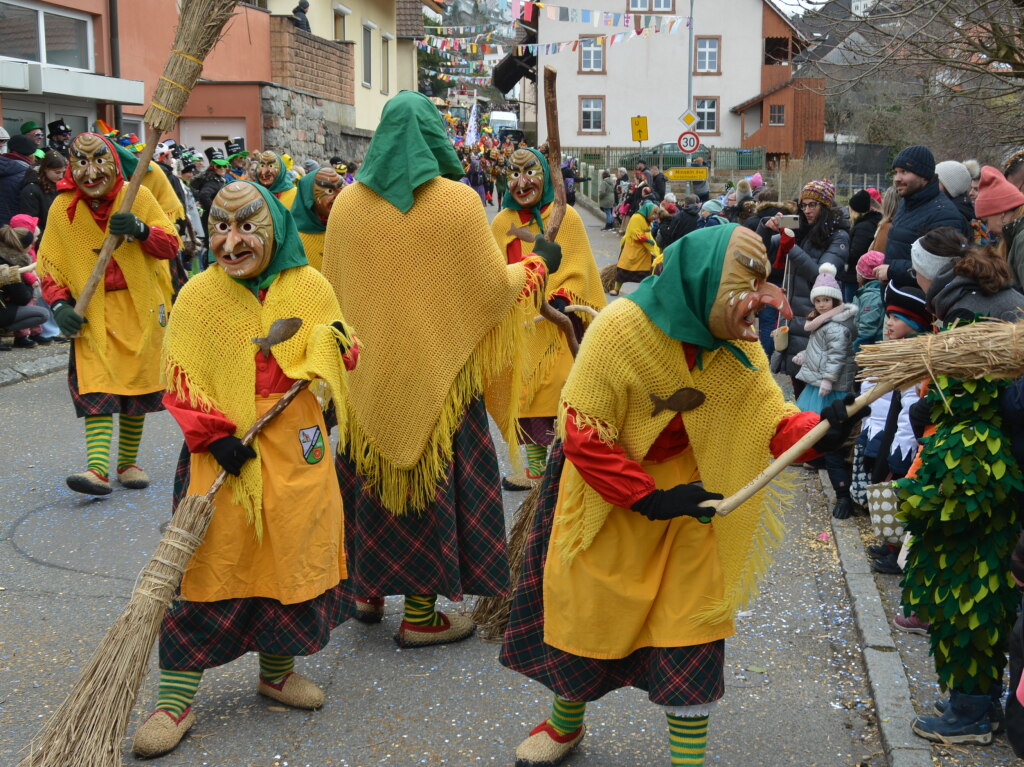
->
xmin=908 ymin=397 xmax=931 ymax=441
xmin=330 ymin=320 xmax=351 ymax=353
xmin=52 ymin=300 xmax=86 ymax=336
xmin=816 ymin=394 xmax=869 ymax=453
xmin=109 ymin=212 xmax=149 ymax=239
xmin=630 ymin=482 xmax=723 ymax=524
xmin=207 ymin=435 xmax=257 ymax=477
xmin=533 ymin=235 xmax=562 ymax=275
xmin=548 ymin=295 xmax=569 ymax=314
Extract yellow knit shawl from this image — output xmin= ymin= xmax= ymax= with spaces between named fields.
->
xmin=556 ymin=298 xmax=797 ymax=625
xmin=321 ymin=178 xmax=541 ymax=515
xmin=163 ymin=265 xmax=352 ymax=538
xmin=298 ymin=230 xmax=326 ymax=272
xmin=37 ymin=185 xmax=175 ymax=367
xmin=487 ymin=204 xmax=606 ymax=425
xmin=617 ymin=212 xmax=661 ymax=272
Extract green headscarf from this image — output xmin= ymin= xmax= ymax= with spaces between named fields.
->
xmin=114 ymin=142 xmax=149 ymax=179
xmin=290 ymin=171 xmax=327 ymax=234
xmin=637 ymin=200 xmax=656 ymax=220
xmin=625 ymin=223 xmax=754 ymax=369
xmin=228 ymin=182 xmax=308 ymax=295
xmin=260 ymin=153 xmax=294 ymax=195
xmin=355 ymin=91 xmax=465 ymax=213
xmin=500 ymin=148 xmax=555 ymax=233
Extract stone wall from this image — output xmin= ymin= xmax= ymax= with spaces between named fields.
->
xmin=269 ymin=16 xmax=354 ymax=106
xmin=261 ymin=84 xmax=372 ymax=163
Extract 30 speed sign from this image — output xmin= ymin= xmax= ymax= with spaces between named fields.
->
xmin=677 ymin=131 xmax=700 ymax=153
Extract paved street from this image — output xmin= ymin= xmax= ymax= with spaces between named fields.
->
xmin=0 ymin=202 xmax=1008 ymax=766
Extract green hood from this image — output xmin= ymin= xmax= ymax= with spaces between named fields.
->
xmin=291 ymin=171 xmax=327 ymax=234
xmin=259 ymin=153 xmax=294 ymax=195
xmin=625 ymin=223 xmax=753 ymax=368
xmin=230 ymin=182 xmax=308 ymax=295
xmin=355 ymin=90 xmax=465 ymax=213
xmin=637 ymin=201 xmax=656 ymax=219
xmin=500 ymin=148 xmax=555 ymax=231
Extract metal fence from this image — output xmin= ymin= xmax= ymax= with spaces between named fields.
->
xmin=804 ymin=141 xmax=892 ymax=176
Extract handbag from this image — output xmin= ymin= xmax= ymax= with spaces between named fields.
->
xmin=867 ymin=481 xmax=903 ymax=544
xmin=770 ymin=247 xmax=790 ymax=350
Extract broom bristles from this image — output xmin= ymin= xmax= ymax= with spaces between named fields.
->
xmin=600 ymin=263 xmax=617 ymax=294
xmin=20 ymin=493 xmax=215 ymax=766
xmin=472 ymin=482 xmax=542 ymax=641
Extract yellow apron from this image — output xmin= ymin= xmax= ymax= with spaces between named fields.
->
xmin=180 ymin=388 xmax=345 ymax=605
xmin=298 ymin=230 xmax=326 ymax=272
xmin=75 ymin=289 xmax=165 ymax=396
xmin=617 ymin=213 xmax=655 ymax=273
xmin=519 ymin=338 xmax=573 ymax=419
xmin=543 ymin=446 xmax=734 ymax=659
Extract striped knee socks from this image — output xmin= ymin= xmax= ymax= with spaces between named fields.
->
xmin=84 ymin=414 xmax=113 ymax=478
xmin=258 ymin=652 xmax=295 ymax=684
xmin=117 ymin=414 xmax=145 ymax=471
xmin=156 ymin=669 xmax=202 ymax=717
xmin=403 ymin=594 xmax=444 ymax=626
xmin=525 ymin=444 xmax=548 ymax=478
xmin=667 ymin=713 xmax=709 ymax=766
xmin=547 ymin=696 xmax=586 ymax=736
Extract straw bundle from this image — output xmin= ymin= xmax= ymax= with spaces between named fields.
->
xmin=472 ymin=482 xmax=542 ymax=641
xmin=600 ymin=262 xmax=617 ymax=293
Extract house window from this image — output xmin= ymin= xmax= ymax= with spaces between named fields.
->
xmin=381 ymin=35 xmax=390 ymax=94
xmin=628 ymin=0 xmax=673 ymax=11
xmin=0 ymin=0 xmax=93 ymax=71
xmin=334 ymin=11 xmax=347 ymax=40
xmin=361 ymin=25 xmax=372 ymax=87
xmin=695 ymin=37 xmax=719 ymax=74
xmin=769 ymin=104 xmax=785 ymax=126
xmin=694 ymin=98 xmax=718 ymax=133
xmin=579 ymin=37 xmax=604 ymax=74
xmin=580 ymin=96 xmax=604 ymax=133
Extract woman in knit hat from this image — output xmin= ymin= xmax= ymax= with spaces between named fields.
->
xmin=759 ymin=178 xmax=850 ymax=396
xmin=847 ymin=189 xmax=882 ymax=300
xmin=974 ymin=165 xmax=1024 ymax=287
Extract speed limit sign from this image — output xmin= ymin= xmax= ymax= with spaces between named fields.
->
xmin=678 ymin=131 xmax=700 ymax=153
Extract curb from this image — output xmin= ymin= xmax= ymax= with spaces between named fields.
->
xmin=0 ymin=352 xmax=67 ymax=388
xmin=818 ymin=470 xmax=933 ymax=767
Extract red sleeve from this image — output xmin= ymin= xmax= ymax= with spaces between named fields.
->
xmin=519 ymin=256 xmax=546 ymax=299
xmin=162 ymin=373 xmax=236 ymax=453
xmin=139 ymin=225 xmax=179 ymax=261
xmin=771 ymin=410 xmax=823 ymax=462
xmin=41 ymin=273 xmax=71 ymax=305
xmin=563 ymin=408 xmax=655 ymax=509
xmin=343 ymin=338 xmax=360 ymax=371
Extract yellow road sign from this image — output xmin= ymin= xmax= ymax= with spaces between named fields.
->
xmin=631 ymin=116 xmax=648 ymax=142
xmin=665 ymin=167 xmax=709 ymax=181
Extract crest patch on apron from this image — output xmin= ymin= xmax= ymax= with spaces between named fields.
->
xmin=298 ymin=425 xmax=325 ymax=464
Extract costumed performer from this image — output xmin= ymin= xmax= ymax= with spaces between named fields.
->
xmin=291 ymin=166 xmax=345 ymax=272
xmin=131 ymin=181 xmax=359 ymax=758
xmin=500 ymin=224 xmax=867 ymax=767
xmin=611 ymin=200 xmax=662 ymax=295
xmin=255 ymin=150 xmax=298 ymax=209
xmin=38 ymin=132 xmax=179 ymax=496
xmin=489 ymin=147 xmax=606 ymax=490
xmin=322 ymin=90 xmax=561 ymax=646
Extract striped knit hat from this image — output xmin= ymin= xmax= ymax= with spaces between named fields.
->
xmin=800 ymin=179 xmax=836 ymax=209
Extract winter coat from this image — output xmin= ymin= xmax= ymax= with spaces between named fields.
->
xmin=0 ymin=241 xmax=34 ymax=327
xmin=1002 ymin=215 xmax=1024 ymax=289
xmin=598 ymin=176 xmax=616 ymax=209
xmin=657 ymin=204 xmax=700 ymax=250
xmin=795 ymin=303 xmax=858 ymax=392
xmin=651 ymin=172 xmax=667 ymax=202
xmin=760 ymin=219 xmax=851 ymax=377
xmin=949 ymin=192 xmax=975 ymax=224
xmin=926 ymin=260 xmax=1024 ymax=325
xmin=852 ymin=279 xmax=883 ymax=351
xmin=884 ymin=179 xmax=970 ymax=286
xmin=192 ymin=171 xmax=226 ymax=240
xmin=18 ymin=170 xmax=58 ymax=235
xmin=0 ymin=154 xmax=30 ymax=228
xmin=847 ymin=210 xmax=881 ymax=284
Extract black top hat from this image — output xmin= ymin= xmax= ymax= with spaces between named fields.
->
xmin=225 ymin=137 xmax=248 ymax=158
xmin=47 ymin=119 xmax=71 ymax=136
xmin=205 ymin=146 xmax=230 ymax=165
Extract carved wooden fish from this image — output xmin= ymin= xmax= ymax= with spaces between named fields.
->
xmin=252 ymin=317 xmax=303 ymax=359
xmin=507 ymin=224 xmax=537 ymax=243
xmin=649 ymin=387 xmax=706 ymax=417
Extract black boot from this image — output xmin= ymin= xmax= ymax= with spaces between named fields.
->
xmin=832 ymin=496 xmax=853 ymax=519
xmin=913 ymin=690 xmax=994 ymax=745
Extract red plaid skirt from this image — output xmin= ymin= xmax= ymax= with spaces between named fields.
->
xmin=67 ymin=346 xmax=164 ymax=418
xmin=335 ymin=396 xmax=509 ymax=601
xmin=499 ymin=443 xmax=725 ymax=706
xmin=518 ymin=416 xmax=555 ymax=447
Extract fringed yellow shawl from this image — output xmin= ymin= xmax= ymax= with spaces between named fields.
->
xmin=321 ymin=177 xmax=542 ymax=515
xmin=37 ymin=185 xmax=175 ymax=368
xmin=164 ymin=264 xmax=352 ymax=539
xmin=555 ymin=298 xmax=797 ymax=625
xmin=298 ymin=230 xmax=326 ymax=272
xmin=487 ymin=204 xmax=606 ymax=423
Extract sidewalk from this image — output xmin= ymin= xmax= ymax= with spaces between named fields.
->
xmin=0 ymin=342 xmax=67 ymax=388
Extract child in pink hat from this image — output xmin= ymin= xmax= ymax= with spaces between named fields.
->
xmin=853 ymin=250 xmax=885 ymax=351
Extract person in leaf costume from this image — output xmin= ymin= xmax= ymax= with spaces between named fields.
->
xmin=900 ymin=241 xmax=1024 ymax=745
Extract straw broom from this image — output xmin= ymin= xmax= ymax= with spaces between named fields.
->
xmin=709 ymin=320 xmax=1024 ymax=517
xmin=71 ymin=0 xmax=239 ymax=323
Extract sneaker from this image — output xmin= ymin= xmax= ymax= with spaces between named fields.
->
xmin=12 ymin=335 xmax=36 ymax=348
xmin=933 ymin=697 xmax=1004 ymax=733
xmin=871 ymin=550 xmax=903 ymax=574
xmin=515 ymin=721 xmax=585 ymax=767
xmin=912 ymin=691 xmax=993 ymax=745
xmin=893 ymin=612 xmax=929 ymax=635
xmin=30 ymin=334 xmax=53 ymax=346
xmin=132 ymin=707 xmax=195 ymax=758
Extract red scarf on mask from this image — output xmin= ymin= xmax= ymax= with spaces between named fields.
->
xmin=57 ymin=133 xmax=126 ymax=227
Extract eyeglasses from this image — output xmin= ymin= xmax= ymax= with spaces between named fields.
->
xmin=798 ymin=201 xmax=820 ymax=210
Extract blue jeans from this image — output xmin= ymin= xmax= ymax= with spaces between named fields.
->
xmin=602 ymin=207 xmax=614 ymax=226
xmin=758 ymin=304 xmax=778 ymax=358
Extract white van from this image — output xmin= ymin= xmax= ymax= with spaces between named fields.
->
xmin=489 ymin=110 xmax=519 ymax=132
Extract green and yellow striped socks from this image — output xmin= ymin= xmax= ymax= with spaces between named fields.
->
xmin=84 ymin=414 xmax=113 ymax=478
xmin=547 ymin=696 xmax=586 ymax=736
xmin=258 ymin=652 xmax=295 ymax=684
xmin=156 ymin=669 xmax=202 ymax=717
xmin=525 ymin=444 xmax=548 ymax=479
xmin=116 ymin=414 xmax=145 ymax=471
xmin=667 ymin=713 xmax=709 ymax=766
xmin=403 ymin=594 xmax=444 ymax=626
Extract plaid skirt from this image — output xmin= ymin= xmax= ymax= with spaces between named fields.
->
xmin=67 ymin=346 xmax=164 ymax=418
xmin=616 ymin=267 xmax=651 ymax=285
xmin=519 ymin=416 xmax=555 ymax=447
xmin=162 ymin=441 xmax=354 ymax=671
xmin=499 ymin=443 xmax=725 ymax=706
xmin=335 ymin=396 xmax=509 ymax=601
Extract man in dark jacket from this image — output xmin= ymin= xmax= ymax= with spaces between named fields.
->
xmin=291 ymin=0 xmax=311 ymax=32
xmin=880 ymin=145 xmax=970 ymax=286
xmin=649 ymin=166 xmax=667 ymax=202
xmin=191 ymin=147 xmax=230 ymax=245
xmin=0 ymin=134 xmax=35 ymax=228
xmin=657 ymin=194 xmax=700 ymax=249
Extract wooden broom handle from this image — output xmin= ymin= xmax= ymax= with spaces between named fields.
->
xmin=710 ymin=380 xmax=895 ymax=516
xmin=542 ymin=66 xmax=566 ymax=241
xmin=203 ymin=378 xmax=311 ymax=500
xmin=72 ymin=134 xmax=163 ymax=318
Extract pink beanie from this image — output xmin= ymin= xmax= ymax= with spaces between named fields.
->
xmin=975 ymin=165 xmax=1024 ymax=218
xmin=856 ymin=250 xmax=885 ymax=279
xmin=810 ymin=262 xmax=842 ymax=301
xmin=866 ymin=187 xmax=882 ymax=204
xmin=748 ymin=172 xmax=763 ymax=189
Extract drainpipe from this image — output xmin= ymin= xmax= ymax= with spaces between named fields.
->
xmin=109 ymin=0 xmax=122 ymax=129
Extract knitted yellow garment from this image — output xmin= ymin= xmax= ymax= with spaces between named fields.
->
xmin=144 ymin=164 xmax=185 ymax=224
xmin=322 ymin=178 xmax=541 ymax=515
xmin=164 ymin=264 xmax=352 ymax=539
xmin=298 ymin=230 xmax=326 ymax=272
xmin=278 ymin=186 xmax=298 ymax=210
xmin=37 ymin=185 xmax=176 ymax=368
xmin=555 ymin=298 xmax=797 ymax=626
xmin=617 ymin=212 xmax=661 ymax=272
xmin=487 ymin=204 xmax=606 ymax=424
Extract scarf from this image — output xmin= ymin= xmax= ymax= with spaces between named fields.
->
xmin=355 ymin=91 xmax=465 ymax=213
